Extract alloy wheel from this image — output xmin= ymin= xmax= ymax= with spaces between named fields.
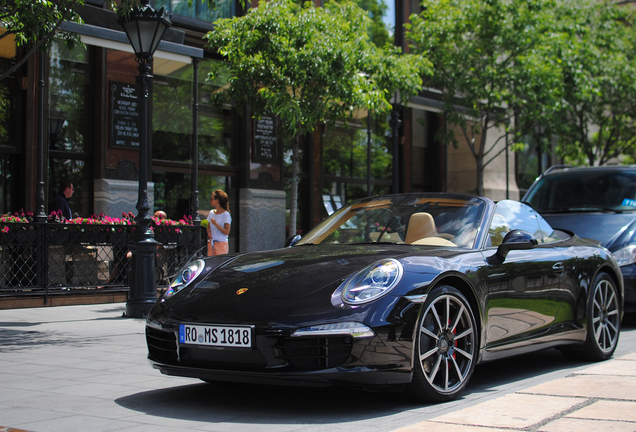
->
xmin=591 ymin=278 xmax=620 ymax=353
xmin=417 ymin=293 xmax=476 ymax=394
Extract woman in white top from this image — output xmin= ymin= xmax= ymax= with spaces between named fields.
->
xmin=207 ymin=189 xmax=232 ymax=255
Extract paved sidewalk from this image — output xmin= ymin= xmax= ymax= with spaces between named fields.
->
xmin=0 ymin=303 xmax=635 ymax=432
xmin=393 ymin=353 xmax=636 ymax=432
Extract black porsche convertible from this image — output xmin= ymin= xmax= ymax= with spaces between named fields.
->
xmin=146 ymin=193 xmax=624 ymax=402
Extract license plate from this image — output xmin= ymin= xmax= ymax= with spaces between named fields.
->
xmin=179 ymin=324 xmax=253 ymax=348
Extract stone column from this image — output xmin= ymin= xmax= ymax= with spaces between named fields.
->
xmin=94 ymin=179 xmax=154 ymax=218
xmin=239 ymin=189 xmax=286 ymax=252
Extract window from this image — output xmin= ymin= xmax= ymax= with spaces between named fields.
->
xmin=489 ymin=200 xmax=557 ymax=247
xmin=48 ymin=39 xmax=91 ymax=217
xmin=152 ymin=0 xmax=235 ymax=23
xmin=0 ymin=153 xmax=18 ymax=215
xmin=152 ymin=58 xmax=235 ymax=240
xmin=0 ymin=31 xmax=20 ymax=215
xmin=525 ymin=169 xmax=636 ymax=213
xmin=153 ymin=59 xmax=232 ymax=165
xmin=411 ymin=109 xmax=442 ymax=192
xmin=322 ymin=114 xmax=392 ymax=216
xmin=152 ymin=172 xmax=236 ymax=251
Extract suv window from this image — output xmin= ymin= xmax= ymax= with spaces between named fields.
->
xmin=525 ymin=169 xmax=636 ymax=213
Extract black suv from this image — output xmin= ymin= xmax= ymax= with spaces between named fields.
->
xmin=523 ymin=165 xmax=636 ymax=312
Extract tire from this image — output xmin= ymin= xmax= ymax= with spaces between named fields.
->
xmin=561 ymin=272 xmax=621 ymax=361
xmin=407 ymin=285 xmax=478 ymax=403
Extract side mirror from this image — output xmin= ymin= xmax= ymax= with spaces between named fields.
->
xmin=285 ymin=234 xmax=302 ymax=247
xmin=488 ymin=229 xmax=538 ymax=264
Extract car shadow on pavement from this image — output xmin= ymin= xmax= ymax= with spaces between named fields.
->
xmin=469 ymin=312 xmax=636 ymax=394
xmin=114 ymin=349 xmax=608 ymax=425
xmin=469 ymin=348 xmax=585 ymax=392
xmin=115 ymin=380 xmax=420 ymax=425
xmin=114 ymin=314 xmax=636 ymax=425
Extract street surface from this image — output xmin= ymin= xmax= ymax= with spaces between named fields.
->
xmin=0 ymin=304 xmax=634 ymax=432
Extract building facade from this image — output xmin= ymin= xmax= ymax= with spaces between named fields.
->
xmin=0 ymin=0 xmax=519 ymax=253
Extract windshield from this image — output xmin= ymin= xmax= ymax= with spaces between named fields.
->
xmin=525 ymin=169 xmax=636 ymax=213
xmin=297 ymin=195 xmax=486 ymax=248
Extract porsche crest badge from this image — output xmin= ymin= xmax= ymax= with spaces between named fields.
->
xmin=236 ymin=288 xmax=248 ymax=295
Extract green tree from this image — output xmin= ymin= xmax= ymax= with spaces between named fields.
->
xmin=354 ymin=0 xmax=391 ymax=48
xmin=206 ymin=0 xmax=429 ymax=237
xmin=0 ymin=0 xmax=86 ymax=82
xmin=408 ymin=0 xmax=562 ymax=195
xmin=550 ymin=1 xmax=636 ymax=166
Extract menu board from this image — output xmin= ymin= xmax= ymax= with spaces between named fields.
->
xmin=110 ymin=82 xmax=140 ymax=148
xmin=252 ymin=114 xmax=278 ymax=164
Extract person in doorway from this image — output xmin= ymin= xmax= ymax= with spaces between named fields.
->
xmin=207 ymin=189 xmax=231 ymax=255
xmin=50 ymin=179 xmax=75 ymax=286
xmin=51 ymin=179 xmax=73 ymax=220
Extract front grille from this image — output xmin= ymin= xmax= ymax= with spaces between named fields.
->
xmin=146 ymin=327 xmax=178 ymax=363
xmin=274 ymin=337 xmax=353 ymax=371
xmin=179 ymin=346 xmax=269 ymax=369
xmin=147 ymin=329 xmax=354 ymax=372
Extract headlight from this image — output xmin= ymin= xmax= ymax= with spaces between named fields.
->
xmin=614 ymin=245 xmax=636 ymax=267
xmin=291 ymin=322 xmax=375 ymax=338
xmin=340 ymin=259 xmax=403 ymax=305
xmin=164 ymin=259 xmax=205 ymax=299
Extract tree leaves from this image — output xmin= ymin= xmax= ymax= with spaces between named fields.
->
xmin=0 ymin=0 xmax=84 ymax=82
xmin=408 ymin=0 xmax=636 ymax=194
xmin=205 ymin=0 xmax=428 ymax=139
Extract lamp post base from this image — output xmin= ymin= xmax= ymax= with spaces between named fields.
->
xmin=126 ymin=298 xmax=156 ymax=319
xmin=126 ymin=236 xmax=159 ymax=318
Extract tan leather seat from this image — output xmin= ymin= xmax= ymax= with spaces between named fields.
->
xmin=405 ymin=212 xmax=437 ymax=244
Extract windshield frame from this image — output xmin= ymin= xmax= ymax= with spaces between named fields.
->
xmin=296 ymin=193 xmax=490 ymax=249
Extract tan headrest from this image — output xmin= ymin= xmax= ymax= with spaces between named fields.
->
xmin=405 ymin=212 xmax=437 ymax=244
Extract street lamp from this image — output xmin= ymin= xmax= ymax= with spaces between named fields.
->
xmin=119 ymin=0 xmax=172 ymax=318
xmin=389 ymin=91 xmax=401 ymax=194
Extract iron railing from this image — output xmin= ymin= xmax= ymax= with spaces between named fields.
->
xmin=0 ymin=222 xmax=207 ymax=298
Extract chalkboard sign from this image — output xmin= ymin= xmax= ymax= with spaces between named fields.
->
xmin=252 ymin=114 xmax=278 ymax=164
xmin=110 ymin=82 xmax=140 ymax=148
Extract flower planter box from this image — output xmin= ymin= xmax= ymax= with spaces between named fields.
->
xmin=0 ymin=231 xmax=16 ymax=245
xmin=48 ymin=230 xmax=69 ymax=245
xmin=0 ymin=230 xmax=37 ymax=246
xmin=155 ymin=231 xmax=179 ymax=245
xmin=16 ymin=230 xmax=37 ymax=243
xmin=108 ymin=231 xmax=130 ymax=245
xmin=179 ymin=231 xmax=196 ymax=244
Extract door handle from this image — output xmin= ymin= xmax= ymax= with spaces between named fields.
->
xmin=552 ymin=262 xmax=565 ymax=276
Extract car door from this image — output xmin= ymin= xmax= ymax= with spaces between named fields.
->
xmin=482 ymin=201 xmax=566 ymax=350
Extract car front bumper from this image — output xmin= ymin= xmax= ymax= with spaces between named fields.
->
xmin=146 ymin=322 xmax=415 ymax=389
xmin=149 ymin=358 xmax=413 ymax=388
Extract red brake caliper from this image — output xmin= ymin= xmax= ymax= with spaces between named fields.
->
xmin=448 ymin=320 xmax=457 ymax=369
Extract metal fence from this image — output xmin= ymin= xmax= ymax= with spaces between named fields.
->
xmin=0 ymin=222 xmax=207 ymax=298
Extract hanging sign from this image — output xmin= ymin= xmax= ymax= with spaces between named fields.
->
xmin=110 ymin=81 xmax=140 ymax=148
xmin=252 ymin=114 xmax=278 ymax=164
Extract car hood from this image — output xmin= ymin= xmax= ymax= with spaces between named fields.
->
xmin=542 ymin=213 xmax=636 ymax=251
xmin=157 ymin=245 xmax=444 ymax=327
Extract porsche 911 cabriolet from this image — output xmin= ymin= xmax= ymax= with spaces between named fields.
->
xmin=146 ymin=193 xmax=624 ymax=402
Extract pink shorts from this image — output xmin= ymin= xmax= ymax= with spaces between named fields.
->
xmin=211 ymin=241 xmax=228 ymax=255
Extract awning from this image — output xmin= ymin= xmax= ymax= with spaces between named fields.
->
xmin=60 ymin=21 xmax=204 ymax=64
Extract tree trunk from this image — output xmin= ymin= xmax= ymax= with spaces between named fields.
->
xmin=476 ymin=160 xmax=484 ymax=196
xmin=289 ymin=134 xmax=300 ymax=238
xmin=476 ymin=116 xmax=488 ymax=196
